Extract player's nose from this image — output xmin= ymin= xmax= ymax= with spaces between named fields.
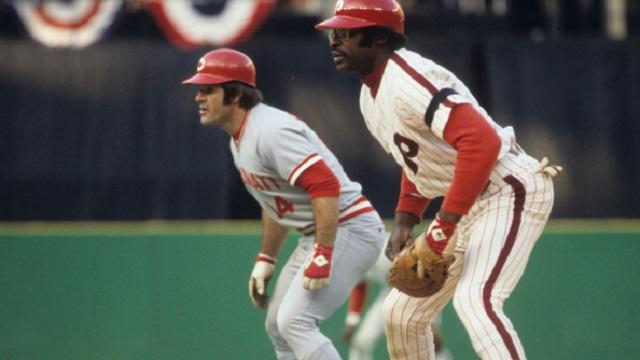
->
xmin=329 ymin=35 xmax=341 ymax=47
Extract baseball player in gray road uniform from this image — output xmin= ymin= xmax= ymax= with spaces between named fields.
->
xmin=182 ymin=48 xmax=386 ymax=360
xmin=317 ymin=0 xmax=562 ymax=359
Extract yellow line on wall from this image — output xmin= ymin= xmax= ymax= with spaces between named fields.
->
xmin=0 ymin=219 xmax=639 ymax=236
xmin=0 ymin=220 xmax=264 ymax=236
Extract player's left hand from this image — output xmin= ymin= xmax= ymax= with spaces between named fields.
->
xmin=386 ymin=222 xmax=415 ymax=261
xmin=386 ymin=212 xmax=421 ymax=261
xmin=302 ymin=244 xmax=333 ymax=290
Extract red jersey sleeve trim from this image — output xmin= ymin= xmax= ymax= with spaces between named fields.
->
xmin=395 ymin=171 xmax=431 ymax=220
xmin=441 ymin=103 xmax=501 ymax=215
xmin=288 ymin=153 xmax=322 ymax=185
xmin=294 ymin=159 xmax=340 ymax=199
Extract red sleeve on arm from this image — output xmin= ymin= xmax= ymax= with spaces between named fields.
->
xmin=345 ymin=281 xmax=368 ymax=325
xmin=294 ymin=160 xmax=340 ymax=199
xmin=395 ymin=171 xmax=431 ymax=220
xmin=441 ymin=103 xmax=501 ymax=215
xmin=348 ymin=281 xmax=368 ymax=314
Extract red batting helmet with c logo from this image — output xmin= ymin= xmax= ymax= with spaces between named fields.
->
xmin=182 ymin=48 xmax=256 ymax=87
xmin=315 ymin=0 xmax=404 ymax=34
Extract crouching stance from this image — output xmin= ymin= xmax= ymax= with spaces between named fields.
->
xmin=183 ymin=48 xmax=386 ymax=359
xmin=317 ymin=1 xmax=562 ymax=358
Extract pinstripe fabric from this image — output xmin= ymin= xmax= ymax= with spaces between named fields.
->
xmin=383 ymin=152 xmax=555 ymax=359
xmin=357 ymin=48 xmax=555 ymax=359
xmin=359 ymin=49 xmax=520 ymax=201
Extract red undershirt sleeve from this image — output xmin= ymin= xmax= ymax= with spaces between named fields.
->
xmin=395 ymin=171 xmax=431 ymax=220
xmin=294 ymin=159 xmax=340 ymax=199
xmin=441 ymin=103 xmax=501 ymax=215
xmin=346 ymin=281 xmax=368 ymax=325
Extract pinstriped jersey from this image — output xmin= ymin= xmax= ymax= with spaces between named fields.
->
xmin=230 ymin=103 xmax=372 ymax=230
xmin=359 ymin=48 xmax=518 ymax=200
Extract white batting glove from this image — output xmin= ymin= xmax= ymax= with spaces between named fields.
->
xmin=302 ymin=244 xmax=333 ymax=290
xmin=248 ymin=253 xmax=275 ymax=309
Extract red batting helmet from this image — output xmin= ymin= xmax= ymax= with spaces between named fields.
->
xmin=315 ymin=0 xmax=404 ymax=34
xmin=182 ymin=48 xmax=256 ymax=87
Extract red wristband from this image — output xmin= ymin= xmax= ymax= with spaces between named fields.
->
xmin=314 ymin=244 xmax=333 ymax=259
xmin=256 ymin=253 xmax=276 ymax=264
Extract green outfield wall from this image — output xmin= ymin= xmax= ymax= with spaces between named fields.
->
xmin=1 ymin=220 xmax=639 ymax=359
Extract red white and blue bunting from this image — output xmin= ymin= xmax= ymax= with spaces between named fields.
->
xmin=143 ymin=0 xmax=277 ymax=49
xmin=13 ymin=0 xmax=125 ymax=48
xmin=10 ymin=0 xmax=278 ymax=50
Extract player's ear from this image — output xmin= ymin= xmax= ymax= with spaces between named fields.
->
xmin=231 ymin=90 xmax=243 ymax=105
xmin=373 ymin=37 xmax=389 ymax=47
xmin=367 ymin=30 xmax=390 ymax=49
xmin=221 ymin=83 xmax=242 ymax=106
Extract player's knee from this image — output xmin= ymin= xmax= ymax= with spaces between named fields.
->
xmin=453 ymin=285 xmax=505 ymax=314
xmin=277 ymin=312 xmax=311 ymax=344
xmin=452 ymin=286 xmax=475 ymax=313
xmin=382 ymin=298 xmax=416 ymax=333
xmin=351 ymin=331 xmax=377 ymax=352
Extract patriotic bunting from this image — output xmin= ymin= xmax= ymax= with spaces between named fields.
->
xmin=10 ymin=0 xmax=278 ymax=50
xmin=143 ymin=0 xmax=277 ymax=49
xmin=13 ymin=0 xmax=125 ymax=48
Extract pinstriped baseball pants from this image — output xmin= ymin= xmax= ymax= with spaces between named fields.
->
xmin=383 ymin=153 xmax=555 ymax=359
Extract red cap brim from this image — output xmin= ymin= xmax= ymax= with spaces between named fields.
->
xmin=314 ymin=15 xmax=377 ymax=30
xmin=181 ymin=73 xmax=232 ymax=85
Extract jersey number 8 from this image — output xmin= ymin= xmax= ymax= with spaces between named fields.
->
xmin=394 ymin=133 xmax=419 ymax=174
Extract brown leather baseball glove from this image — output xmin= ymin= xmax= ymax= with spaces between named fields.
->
xmin=388 ymin=242 xmax=455 ymax=298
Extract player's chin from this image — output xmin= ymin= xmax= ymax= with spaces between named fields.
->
xmin=199 ymin=115 xmax=212 ymax=125
xmin=334 ymin=61 xmax=351 ymax=73
xmin=332 ymin=56 xmax=347 ymax=71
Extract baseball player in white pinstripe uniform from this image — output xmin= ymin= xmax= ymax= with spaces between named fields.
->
xmin=317 ymin=1 xmax=562 ymax=359
xmin=341 ymin=235 xmax=453 ymax=360
xmin=183 ymin=48 xmax=386 ymax=359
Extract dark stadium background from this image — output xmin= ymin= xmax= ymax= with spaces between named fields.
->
xmin=1 ymin=1 xmax=639 ymax=359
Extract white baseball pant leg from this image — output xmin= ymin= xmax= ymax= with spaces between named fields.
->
xmin=384 ymin=158 xmax=554 ymax=359
xmin=383 ymin=256 xmax=461 ymax=360
xmin=265 ymin=213 xmax=385 ymax=360
xmin=348 ymin=285 xmax=391 ymax=360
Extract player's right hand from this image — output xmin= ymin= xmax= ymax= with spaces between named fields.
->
xmin=248 ymin=253 xmax=276 ymax=309
xmin=386 ymin=222 xmax=415 ymax=261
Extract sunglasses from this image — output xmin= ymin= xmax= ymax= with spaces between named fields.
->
xmin=328 ymin=28 xmax=361 ymax=41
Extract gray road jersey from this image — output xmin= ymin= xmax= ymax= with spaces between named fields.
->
xmin=230 ymin=103 xmax=366 ymax=230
